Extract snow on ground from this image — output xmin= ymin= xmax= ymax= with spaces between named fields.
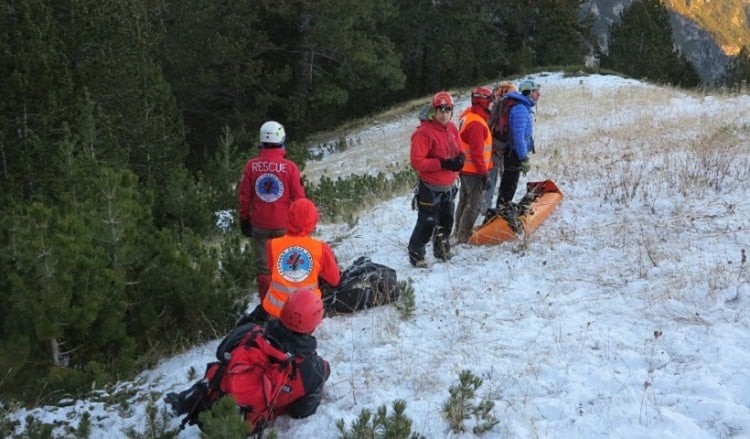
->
xmin=7 ymin=73 xmax=750 ymax=438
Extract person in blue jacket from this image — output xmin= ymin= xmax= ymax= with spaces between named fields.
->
xmin=496 ymin=80 xmax=541 ymax=209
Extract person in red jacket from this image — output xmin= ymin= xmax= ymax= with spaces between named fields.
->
xmin=261 ymin=198 xmax=341 ymax=320
xmin=407 ymin=91 xmax=464 ymax=268
xmin=238 ymin=121 xmax=306 ymax=302
xmin=454 ymin=86 xmax=493 ymax=243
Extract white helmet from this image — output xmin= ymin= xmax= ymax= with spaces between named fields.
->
xmin=259 ymin=121 xmax=286 ymax=145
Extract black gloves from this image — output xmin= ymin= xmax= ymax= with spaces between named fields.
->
xmin=440 ymin=152 xmax=465 ymax=171
xmin=240 ymin=219 xmax=253 ymax=237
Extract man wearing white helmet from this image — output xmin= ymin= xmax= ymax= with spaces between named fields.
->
xmin=238 ymin=121 xmax=306 ymax=306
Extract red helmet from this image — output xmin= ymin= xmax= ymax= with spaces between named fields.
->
xmin=431 ymin=91 xmax=454 ymax=108
xmin=280 ymin=289 xmax=324 ymax=334
xmin=471 ymin=86 xmax=493 ymax=109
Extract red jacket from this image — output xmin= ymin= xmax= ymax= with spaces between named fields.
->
xmin=409 ymin=118 xmax=462 ymax=186
xmin=238 ymin=147 xmax=306 ymax=230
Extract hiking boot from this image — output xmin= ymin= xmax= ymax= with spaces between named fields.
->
xmin=433 ymin=232 xmax=453 ymax=261
xmin=434 ymin=250 xmax=453 ymax=262
xmin=408 ymin=249 xmax=427 ymax=268
xmin=166 ymin=380 xmax=209 ymax=417
xmin=165 ymin=392 xmax=187 ymax=416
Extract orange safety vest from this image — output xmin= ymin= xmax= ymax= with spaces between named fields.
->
xmin=264 ymin=235 xmax=324 ymax=318
xmin=458 ymin=110 xmax=493 ymax=174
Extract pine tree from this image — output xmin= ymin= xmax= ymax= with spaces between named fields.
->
xmin=56 ymin=0 xmax=188 ymax=190
xmin=0 ymin=0 xmax=75 ymax=203
xmin=265 ymin=0 xmax=406 ymax=132
xmin=0 ymin=199 xmax=126 ymax=396
xmin=602 ymin=0 xmax=700 ymax=86
xmin=529 ymin=0 xmax=594 ymax=67
xmin=1 ymin=157 xmax=242 ymax=400
xmin=153 ymin=0 xmax=271 ymax=165
xmin=204 ymin=126 xmax=245 ymax=214
xmin=384 ymin=0 xmax=448 ymax=95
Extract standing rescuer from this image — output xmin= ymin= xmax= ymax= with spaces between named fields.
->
xmin=238 ymin=121 xmax=306 ymax=304
xmin=496 ymin=80 xmax=541 ymax=209
xmin=483 ymin=81 xmax=518 ymax=215
xmin=454 ymin=86 xmax=494 ymax=243
xmin=407 ymin=91 xmax=464 ymax=268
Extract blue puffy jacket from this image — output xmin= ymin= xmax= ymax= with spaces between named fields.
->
xmin=505 ymin=91 xmax=535 ymax=161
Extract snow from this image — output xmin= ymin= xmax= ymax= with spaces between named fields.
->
xmin=7 ymin=73 xmax=750 ymax=438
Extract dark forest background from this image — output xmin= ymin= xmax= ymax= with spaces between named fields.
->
xmin=2 ymin=0 xmax=749 ymax=402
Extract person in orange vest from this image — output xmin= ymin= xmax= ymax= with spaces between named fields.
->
xmin=258 ymin=198 xmax=341 ymax=320
xmin=453 ymin=86 xmax=494 ymax=243
xmin=238 ymin=121 xmax=306 ymax=303
xmin=407 ymin=91 xmax=463 ymax=268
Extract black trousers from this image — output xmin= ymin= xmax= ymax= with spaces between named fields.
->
xmin=408 ymin=181 xmax=457 ymax=262
xmin=496 ymin=149 xmax=522 ymax=206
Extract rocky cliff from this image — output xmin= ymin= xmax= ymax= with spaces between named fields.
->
xmin=583 ymin=0 xmax=748 ymax=83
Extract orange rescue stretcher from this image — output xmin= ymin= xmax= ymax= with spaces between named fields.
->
xmin=468 ymin=179 xmax=564 ymax=245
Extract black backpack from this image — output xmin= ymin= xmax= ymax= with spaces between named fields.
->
xmin=321 ymin=257 xmax=399 ymax=314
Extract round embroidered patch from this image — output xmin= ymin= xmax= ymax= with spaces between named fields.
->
xmin=255 ymin=173 xmax=285 ymax=202
xmin=276 ymin=246 xmax=314 ymax=282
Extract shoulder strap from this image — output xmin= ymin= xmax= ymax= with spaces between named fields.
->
xmin=489 ymin=96 xmax=504 ymax=130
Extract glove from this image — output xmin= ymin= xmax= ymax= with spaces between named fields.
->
xmin=240 ymin=219 xmax=253 ymax=237
xmin=440 ymin=153 xmax=465 ymax=171
xmin=520 ymin=160 xmax=530 ymax=176
xmin=480 ymin=174 xmax=488 ymax=190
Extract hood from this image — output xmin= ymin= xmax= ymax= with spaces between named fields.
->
xmin=462 ymin=105 xmax=490 ymax=122
xmin=504 ymin=91 xmax=534 ymax=107
xmin=417 ymin=103 xmax=434 ymax=122
xmin=288 ymin=198 xmax=319 ymax=236
xmin=265 ymin=318 xmax=317 ymax=356
xmin=472 ymin=103 xmax=491 ymax=120
xmin=259 ymin=148 xmax=286 ymax=159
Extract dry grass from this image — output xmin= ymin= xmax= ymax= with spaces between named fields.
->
xmin=525 ymin=75 xmax=748 ymax=319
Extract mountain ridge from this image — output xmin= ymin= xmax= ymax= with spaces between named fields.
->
xmin=664 ymin=0 xmax=749 ymax=56
xmin=584 ymin=0 xmax=749 ymax=82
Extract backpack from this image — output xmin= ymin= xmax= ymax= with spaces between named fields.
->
xmin=321 ymin=256 xmax=399 ymax=315
xmin=489 ymin=95 xmax=518 ymax=146
xmin=178 ymin=324 xmax=305 ymax=432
